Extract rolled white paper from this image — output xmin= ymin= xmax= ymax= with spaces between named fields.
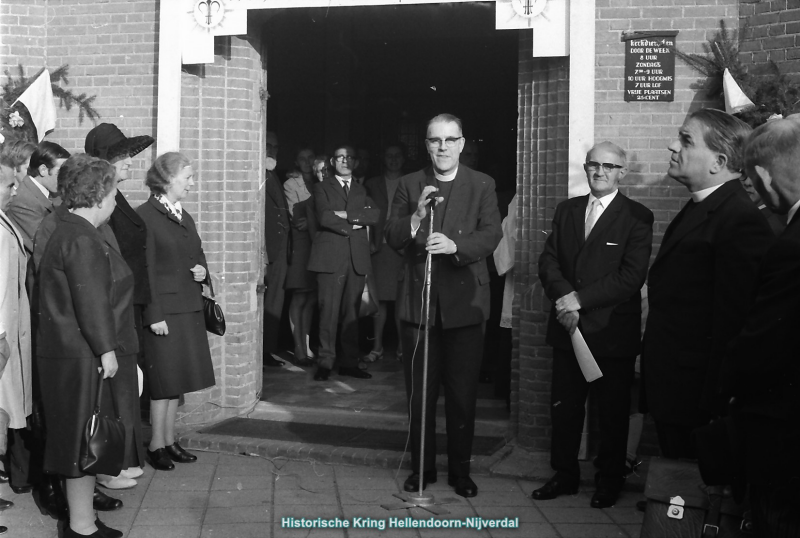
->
xmin=571 ymin=328 xmax=603 ymax=382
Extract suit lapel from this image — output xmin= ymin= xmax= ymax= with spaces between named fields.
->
xmin=584 ymin=194 xmax=623 ymax=247
xmin=148 ymin=196 xmax=184 ymax=227
xmin=327 ymin=176 xmax=348 ymax=203
xmin=264 ymin=171 xmax=285 ymax=209
xmin=22 ymin=177 xmax=53 ymax=214
xmin=441 ymin=167 xmax=466 ymax=235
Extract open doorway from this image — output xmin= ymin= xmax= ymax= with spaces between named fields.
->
xmin=257 ymin=2 xmax=518 ymax=417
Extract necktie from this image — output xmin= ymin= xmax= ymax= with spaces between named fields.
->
xmin=343 ymin=180 xmax=350 ymax=197
xmin=584 ymin=199 xmax=600 ymax=239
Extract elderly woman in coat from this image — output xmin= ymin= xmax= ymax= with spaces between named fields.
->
xmin=0 ymin=143 xmax=31 ymax=535
xmin=37 ymin=155 xmax=134 ymax=538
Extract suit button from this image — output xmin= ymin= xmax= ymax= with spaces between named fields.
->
xmin=577 ymin=279 xmax=582 ymax=284
xmin=190 ymin=255 xmax=194 ymax=259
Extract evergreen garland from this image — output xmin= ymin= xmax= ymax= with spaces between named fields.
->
xmin=676 ymin=19 xmax=800 ymax=127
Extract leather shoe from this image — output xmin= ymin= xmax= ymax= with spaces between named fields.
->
xmin=591 ymin=485 xmax=621 ymax=509
xmin=265 ymin=355 xmax=284 ymax=367
xmin=38 ymin=476 xmax=68 ymax=519
xmin=448 ymin=475 xmax=478 ymax=498
xmin=531 ymin=476 xmax=579 ymax=500
xmin=147 ymin=448 xmax=175 ymax=471
xmin=314 ymin=367 xmax=331 ymax=381
xmin=96 ymin=518 xmax=123 ymax=538
xmin=92 ymin=488 xmax=123 ymax=511
xmin=403 ymin=470 xmax=437 ymax=492
xmin=0 ymin=498 xmax=12 ymax=511
xmin=10 ymin=484 xmax=33 ymax=494
xmin=0 ymin=525 xmax=6 ymax=535
xmin=0 ymin=470 xmax=7 ymax=483
xmin=165 ymin=442 xmax=197 ymax=463
xmin=292 ymin=356 xmax=315 ymax=367
xmin=338 ymin=366 xmax=372 ymax=379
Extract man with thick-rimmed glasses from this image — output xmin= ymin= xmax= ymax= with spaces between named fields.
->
xmin=536 ymin=142 xmax=653 ymax=508
xmin=386 ymin=114 xmax=502 ymax=499
xmin=308 ymin=144 xmax=379 ymax=382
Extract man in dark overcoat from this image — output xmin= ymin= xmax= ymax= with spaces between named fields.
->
xmin=641 ymin=109 xmax=774 ymax=458
xmin=720 ymin=117 xmax=800 ymax=537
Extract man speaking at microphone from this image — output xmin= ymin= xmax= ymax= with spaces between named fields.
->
xmin=386 ymin=114 xmax=502 ymax=498
xmin=535 ymin=142 xmax=653 ymax=508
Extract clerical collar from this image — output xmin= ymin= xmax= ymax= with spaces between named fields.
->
xmin=29 ymin=176 xmax=50 ymax=198
xmin=787 ymin=197 xmax=800 ymax=225
xmin=690 ymin=182 xmax=724 ymax=203
xmin=433 ymin=167 xmax=458 ymax=182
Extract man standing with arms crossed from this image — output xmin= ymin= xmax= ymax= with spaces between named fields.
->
xmin=386 ymin=114 xmax=502 ymax=498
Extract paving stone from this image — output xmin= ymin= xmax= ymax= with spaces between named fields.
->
xmin=273 ymin=487 xmax=339 ymax=505
xmin=133 ymin=507 xmax=205 ymax=526
xmin=149 ymin=474 xmax=213 ymax=491
xmin=141 ymin=489 xmax=209 ymax=508
xmin=538 ymin=506 xmax=615 ymax=524
xmin=128 ymin=525 xmax=202 ymax=538
xmin=211 ymin=475 xmax=273 ymax=491
xmin=201 ymin=523 xmax=272 ymax=538
xmin=473 ymin=504 xmax=546 ymax=523
xmin=207 ymin=488 xmax=271 ymax=508
xmin=203 ymin=505 xmax=274 ymax=524
xmin=553 ymin=523 xmax=630 ymax=537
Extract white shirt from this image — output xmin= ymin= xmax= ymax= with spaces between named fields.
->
xmin=585 ymin=189 xmax=619 ymax=222
xmin=787 ymin=197 xmax=800 ymax=225
xmin=690 ymin=183 xmax=725 ymax=203
xmin=29 ymin=176 xmax=49 ymax=198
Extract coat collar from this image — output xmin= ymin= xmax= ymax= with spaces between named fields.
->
xmin=147 ymin=194 xmax=184 ymax=227
xmin=18 ymin=176 xmax=54 ymax=212
xmin=653 ymin=179 xmax=741 ymax=265
xmin=113 ymin=190 xmax=146 ymax=226
xmin=0 ymin=209 xmax=25 ymax=252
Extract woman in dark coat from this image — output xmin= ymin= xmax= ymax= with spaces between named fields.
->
xmin=85 ymin=122 xmax=154 ymax=490
xmin=137 ymin=152 xmax=215 ymax=471
xmin=37 ymin=156 xmax=131 ymax=538
xmin=364 ymin=143 xmax=407 ymax=362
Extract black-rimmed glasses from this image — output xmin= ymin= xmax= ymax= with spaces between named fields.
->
xmin=425 ymin=137 xmax=463 ymax=148
xmin=585 ymin=161 xmax=624 ymax=173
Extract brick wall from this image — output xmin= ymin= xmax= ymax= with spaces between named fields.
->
xmin=739 ymin=0 xmax=800 ymax=76
xmin=1 ymin=0 xmax=266 ymax=428
xmin=514 ymin=36 xmax=570 ymax=450
xmin=514 ymin=0 xmax=739 ymax=453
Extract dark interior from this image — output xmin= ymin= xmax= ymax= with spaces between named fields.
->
xmin=259 ymin=2 xmax=519 ymax=189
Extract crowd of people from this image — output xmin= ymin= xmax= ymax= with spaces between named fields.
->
xmin=0 ymin=124 xmax=216 ymax=537
xmin=2 ymin=106 xmax=797 ymax=537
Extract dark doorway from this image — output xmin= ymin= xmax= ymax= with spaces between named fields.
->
xmin=260 ymin=2 xmax=519 ymax=190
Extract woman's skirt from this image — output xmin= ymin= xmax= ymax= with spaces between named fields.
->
xmin=285 ymin=228 xmax=316 ymax=290
xmin=371 ymin=245 xmax=404 ymax=301
xmin=38 ymin=354 xmax=135 ymax=478
xmin=143 ymin=310 xmax=215 ymax=399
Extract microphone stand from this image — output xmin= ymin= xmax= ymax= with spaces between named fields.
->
xmin=382 ymin=198 xmax=457 ymax=515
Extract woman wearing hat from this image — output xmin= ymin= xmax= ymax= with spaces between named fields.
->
xmin=85 ymin=123 xmax=155 ymax=490
xmin=137 ymin=152 xmax=215 ymax=470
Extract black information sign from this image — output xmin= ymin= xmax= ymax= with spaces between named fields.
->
xmin=622 ymin=31 xmax=678 ymax=102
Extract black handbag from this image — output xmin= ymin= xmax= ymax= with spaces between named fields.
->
xmin=80 ymin=373 xmax=126 ymax=476
xmin=640 ymin=457 xmax=750 ymax=538
xmin=203 ymin=279 xmax=225 ymax=336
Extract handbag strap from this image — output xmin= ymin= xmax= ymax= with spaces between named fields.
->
xmin=702 ymin=487 xmax=724 ymax=538
xmin=206 ymin=273 xmax=216 ymax=298
xmin=94 ymin=371 xmax=122 ymax=419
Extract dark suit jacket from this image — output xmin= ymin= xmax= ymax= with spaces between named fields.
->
xmin=307 ymin=176 xmax=379 ymax=276
xmin=36 ymin=211 xmax=137 ymax=360
xmin=264 ymin=170 xmax=290 ymax=265
xmin=108 ymin=191 xmax=157 ymax=310
xmin=136 ymin=197 xmax=209 ymax=321
xmin=720 ymin=214 xmax=800 ymax=482
xmin=385 ymin=165 xmax=502 ymax=329
xmin=642 ymin=179 xmax=774 ymax=425
xmin=6 ymin=176 xmax=56 ymax=254
xmin=539 ymin=192 xmax=654 ymax=357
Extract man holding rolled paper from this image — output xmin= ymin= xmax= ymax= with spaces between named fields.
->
xmin=535 ymin=142 xmax=653 ymax=509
